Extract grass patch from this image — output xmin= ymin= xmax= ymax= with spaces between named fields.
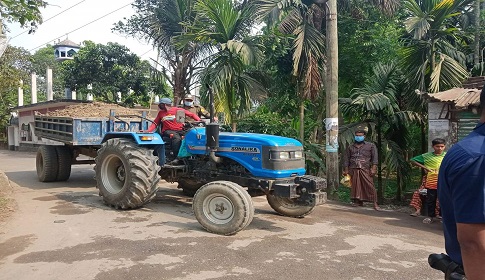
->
xmin=0 ymin=195 xmax=8 ymax=207
xmin=0 ymin=195 xmax=10 ymax=210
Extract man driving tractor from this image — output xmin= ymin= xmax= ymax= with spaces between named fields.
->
xmin=148 ymin=97 xmax=201 ymax=164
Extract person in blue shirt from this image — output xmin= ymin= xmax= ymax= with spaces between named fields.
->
xmin=438 ymin=84 xmax=485 ymax=280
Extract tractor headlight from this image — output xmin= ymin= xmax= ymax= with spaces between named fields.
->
xmin=294 ymin=151 xmax=303 ymax=158
xmin=270 ymin=151 xmax=290 ymax=160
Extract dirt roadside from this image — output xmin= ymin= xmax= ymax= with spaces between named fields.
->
xmin=0 ymin=171 xmax=16 ymax=225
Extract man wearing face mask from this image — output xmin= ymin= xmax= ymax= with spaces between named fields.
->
xmin=147 ymin=97 xmax=201 ymax=163
xmin=182 ymin=94 xmax=217 ymax=122
xmin=342 ymin=128 xmax=380 ymax=210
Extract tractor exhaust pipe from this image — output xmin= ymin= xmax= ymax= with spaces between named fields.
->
xmin=206 ymin=123 xmax=221 ymax=163
xmin=206 ymin=85 xmax=222 ymax=163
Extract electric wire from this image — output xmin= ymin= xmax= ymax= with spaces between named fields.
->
xmin=28 ymin=2 xmax=133 ymax=52
xmin=11 ymin=0 xmax=88 ymax=40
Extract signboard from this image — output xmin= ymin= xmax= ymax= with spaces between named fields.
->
xmin=428 ymin=119 xmax=449 ymax=131
xmin=325 ymin=118 xmax=338 ymax=153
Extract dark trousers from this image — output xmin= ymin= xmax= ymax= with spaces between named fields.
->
xmin=163 ymin=130 xmax=185 ymax=157
xmin=426 ymin=188 xmax=438 ymax=218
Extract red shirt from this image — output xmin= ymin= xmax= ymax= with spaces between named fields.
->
xmin=148 ymin=107 xmax=200 ymax=133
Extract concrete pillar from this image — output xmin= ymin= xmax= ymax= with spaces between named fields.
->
xmin=72 ymin=90 xmax=76 ymax=100
xmin=9 ymin=126 xmax=20 ymax=150
xmin=46 ymin=67 xmax=53 ymax=101
xmin=7 ymin=126 xmax=15 ymax=150
xmin=87 ymin=84 xmax=93 ymax=101
xmin=31 ymin=74 xmax=37 ymax=104
xmin=18 ymin=80 xmax=24 ymax=106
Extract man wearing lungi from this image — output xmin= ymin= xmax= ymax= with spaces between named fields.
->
xmin=343 ymin=128 xmax=381 ymax=211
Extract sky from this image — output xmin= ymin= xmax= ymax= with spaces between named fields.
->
xmin=6 ymin=0 xmax=157 ymax=60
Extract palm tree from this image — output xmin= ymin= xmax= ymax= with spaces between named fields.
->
xmin=337 ymin=0 xmax=401 ymax=17
xmin=113 ymin=0 xmax=205 ymax=104
xmin=400 ymin=0 xmax=472 ymax=93
xmin=341 ymin=63 xmax=421 ymax=201
xmin=257 ymin=0 xmax=326 ymax=143
xmin=182 ymin=0 xmax=266 ymax=131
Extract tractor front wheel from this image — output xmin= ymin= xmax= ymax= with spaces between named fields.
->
xmin=193 ymin=181 xmax=254 ymax=235
xmin=266 ymin=194 xmax=315 ymax=218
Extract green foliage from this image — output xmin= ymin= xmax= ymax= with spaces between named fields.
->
xmin=400 ymin=0 xmax=472 ymax=93
xmin=304 ymin=142 xmax=326 ymax=176
xmin=0 ymin=46 xmax=32 ymax=132
xmin=0 ymin=0 xmax=46 ymax=29
xmin=237 ymin=107 xmax=297 ymax=137
xmin=61 ymin=41 xmax=163 ymax=106
xmin=338 ymin=8 xmax=404 ymax=95
xmin=257 ymin=0 xmax=326 ymax=101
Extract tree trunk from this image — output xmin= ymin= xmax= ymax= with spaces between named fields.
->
xmin=325 ymin=0 xmax=339 ymax=199
xmin=299 ymin=100 xmax=305 ymax=143
xmin=420 ymin=118 xmax=427 ymax=177
xmin=376 ymin=112 xmax=383 ymax=203
xmin=396 ymin=170 xmax=402 ymax=202
xmin=430 ymin=39 xmax=436 ymax=92
xmin=232 ymin=122 xmax=237 ymax=132
xmin=474 ymin=0 xmax=481 ymax=66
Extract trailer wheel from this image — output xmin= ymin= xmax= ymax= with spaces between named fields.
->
xmin=36 ymin=145 xmax=59 ymax=182
xmin=193 ymin=181 xmax=254 ymax=235
xmin=55 ymin=146 xmax=72 ymax=181
xmin=267 ymin=194 xmax=315 ymax=218
xmin=95 ymin=138 xmax=161 ymax=209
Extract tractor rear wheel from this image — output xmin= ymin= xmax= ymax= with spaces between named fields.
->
xmin=95 ymin=138 xmax=161 ymax=209
xmin=193 ymin=181 xmax=254 ymax=235
xmin=267 ymin=194 xmax=315 ymax=218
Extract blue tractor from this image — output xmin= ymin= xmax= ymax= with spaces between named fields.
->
xmin=34 ymin=109 xmax=327 ymax=235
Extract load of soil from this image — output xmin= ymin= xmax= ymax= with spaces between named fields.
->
xmin=0 ymin=171 xmax=16 ymax=224
xmin=37 ymin=102 xmax=145 ymax=118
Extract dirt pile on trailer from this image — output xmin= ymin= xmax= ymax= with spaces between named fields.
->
xmin=36 ymin=102 xmax=143 ymax=118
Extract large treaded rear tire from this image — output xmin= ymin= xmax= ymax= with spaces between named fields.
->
xmin=55 ymin=146 xmax=72 ymax=181
xmin=95 ymin=138 xmax=161 ymax=209
xmin=36 ymin=145 xmax=58 ymax=182
xmin=193 ymin=181 xmax=254 ymax=235
xmin=267 ymin=194 xmax=315 ymax=218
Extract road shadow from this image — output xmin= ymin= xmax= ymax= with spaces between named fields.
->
xmin=4 ymin=167 xmax=96 ymax=191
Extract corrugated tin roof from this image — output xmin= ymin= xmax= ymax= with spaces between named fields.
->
xmin=426 ymin=88 xmax=481 ymax=109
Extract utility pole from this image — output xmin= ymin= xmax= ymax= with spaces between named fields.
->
xmin=474 ymin=0 xmax=481 ymax=66
xmin=325 ymin=0 xmax=339 ymax=198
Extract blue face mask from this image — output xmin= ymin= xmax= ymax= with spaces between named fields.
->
xmin=184 ymin=101 xmax=193 ymax=107
xmin=354 ymin=136 xmax=365 ymax=142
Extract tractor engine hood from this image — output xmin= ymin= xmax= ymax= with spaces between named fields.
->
xmin=184 ymin=128 xmax=306 ymax=178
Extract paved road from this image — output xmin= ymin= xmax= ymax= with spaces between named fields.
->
xmin=0 ymin=149 xmax=445 ymax=280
